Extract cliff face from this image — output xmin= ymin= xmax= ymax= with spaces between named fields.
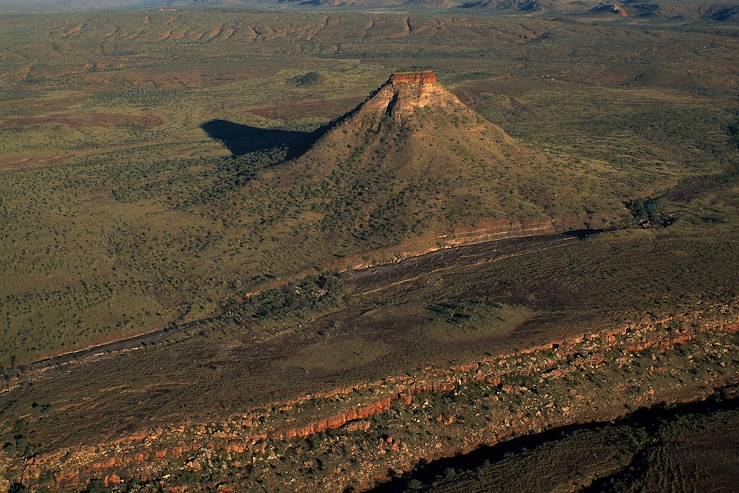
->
xmin=389 ymin=71 xmax=438 ymax=85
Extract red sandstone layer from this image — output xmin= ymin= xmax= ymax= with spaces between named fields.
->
xmin=389 ymin=71 xmax=438 ymax=85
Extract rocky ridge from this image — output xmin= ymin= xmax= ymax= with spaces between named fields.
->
xmin=5 ymin=306 xmax=738 ymax=492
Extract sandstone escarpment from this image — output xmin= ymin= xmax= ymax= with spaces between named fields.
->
xmin=389 ymin=71 xmax=438 ymax=85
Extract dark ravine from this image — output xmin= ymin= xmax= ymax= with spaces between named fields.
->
xmin=367 ymin=387 xmax=739 ymax=493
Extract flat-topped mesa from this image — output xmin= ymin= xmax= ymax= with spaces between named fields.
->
xmin=389 ymin=71 xmax=438 ymax=85
xmin=355 ymin=70 xmax=471 ymax=120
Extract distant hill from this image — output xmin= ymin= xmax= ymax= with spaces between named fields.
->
xmin=173 ymin=0 xmax=739 ymax=20
xmin=0 ymin=0 xmax=148 ymax=12
xmin=3 ymin=0 xmax=738 ymax=21
xmin=0 ymin=0 xmax=160 ymax=12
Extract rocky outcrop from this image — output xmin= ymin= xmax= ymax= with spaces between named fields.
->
xmin=353 ymin=70 xmax=470 ymax=120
